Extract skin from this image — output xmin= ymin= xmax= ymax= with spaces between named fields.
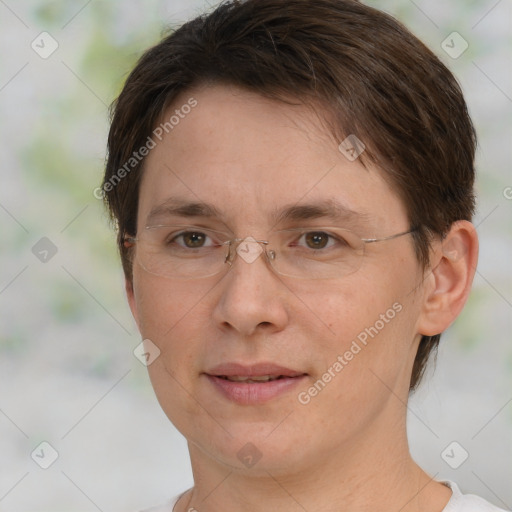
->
xmin=126 ymin=84 xmax=478 ymax=512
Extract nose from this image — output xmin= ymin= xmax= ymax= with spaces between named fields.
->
xmin=212 ymin=238 xmax=289 ymax=337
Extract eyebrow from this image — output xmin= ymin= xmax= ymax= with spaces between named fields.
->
xmin=145 ymin=196 xmax=370 ymax=228
xmin=271 ymin=200 xmax=369 ymax=226
xmin=146 ymin=197 xmax=221 ymax=225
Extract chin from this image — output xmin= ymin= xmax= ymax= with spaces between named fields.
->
xmin=186 ymin=420 xmax=317 ymax=476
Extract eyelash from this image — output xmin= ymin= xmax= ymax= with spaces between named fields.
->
xmin=168 ymin=229 xmax=345 ymax=250
xmin=171 ymin=231 xmax=218 ymax=247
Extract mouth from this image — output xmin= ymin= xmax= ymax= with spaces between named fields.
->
xmin=215 ymin=374 xmax=300 ymax=383
xmin=206 ymin=361 xmax=306 ymax=378
xmin=204 ymin=362 xmax=308 ymax=404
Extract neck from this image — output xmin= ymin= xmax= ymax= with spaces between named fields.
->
xmin=175 ymin=409 xmax=451 ymax=512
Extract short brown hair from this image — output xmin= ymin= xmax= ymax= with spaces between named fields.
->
xmin=103 ymin=0 xmax=477 ymax=390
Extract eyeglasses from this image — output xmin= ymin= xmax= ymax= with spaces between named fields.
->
xmin=124 ymin=224 xmax=417 ymax=280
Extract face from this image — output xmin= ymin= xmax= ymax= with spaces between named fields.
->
xmin=127 ymin=84 xmax=428 ymax=476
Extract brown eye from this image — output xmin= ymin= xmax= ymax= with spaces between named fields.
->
xmin=181 ymin=232 xmax=207 ymax=248
xmin=304 ymin=232 xmax=330 ymax=249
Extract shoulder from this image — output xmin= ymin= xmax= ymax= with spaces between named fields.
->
xmin=442 ymin=481 xmax=510 ymax=512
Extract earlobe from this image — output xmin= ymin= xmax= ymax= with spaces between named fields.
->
xmin=417 ymin=221 xmax=479 ymax=336
xmin=125 ymin=277 xmax=140 ymax=330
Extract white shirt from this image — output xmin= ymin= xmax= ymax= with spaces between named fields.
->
xmin=141 ymin=481 xmax=509 ymax=511
xmin=441 ymin=481 xmax=509 ymax=511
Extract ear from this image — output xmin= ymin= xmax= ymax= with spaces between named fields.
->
xmin=125 ymin=277 xmax=141 ymax=330
xmin=417 ymin=220 xmax=479 ymax=336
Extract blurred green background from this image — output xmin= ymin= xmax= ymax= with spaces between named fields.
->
xmin=0 ymin=0 xmax=510 ymax=510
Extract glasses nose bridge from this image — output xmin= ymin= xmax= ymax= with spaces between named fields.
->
xmin=226 ymin=236 xmax=274 ymax=268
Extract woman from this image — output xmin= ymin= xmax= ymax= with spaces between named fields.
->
xmin=102 ymin=1 xmax=508 ymax=510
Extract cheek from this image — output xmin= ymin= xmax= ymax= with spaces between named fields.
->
xmin=299 ymin=261 xmax=421 ymax=381
xmin=132 ymin=274 xmax=214 ymax=428
xmin=295 ymin=286 xmax=416 ymax=437
xmin=132 ymin=270 xmax=208 ymax=337
xmin=131 ymin=273 xmax=216 ymax=391
xmin=297 ymin=273 xmax=398 ymax=344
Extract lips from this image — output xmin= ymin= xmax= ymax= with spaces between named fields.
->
xmin=217 ymin=375 xmax=284 ymax=382
xmin=207 ymin=362 xmax=306 ymax=379
xmin=205 ymin=362 xmax=308 ymax=405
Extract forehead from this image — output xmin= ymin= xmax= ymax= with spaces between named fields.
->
xmin=137 ymin=85 xmax=407 ymax=232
